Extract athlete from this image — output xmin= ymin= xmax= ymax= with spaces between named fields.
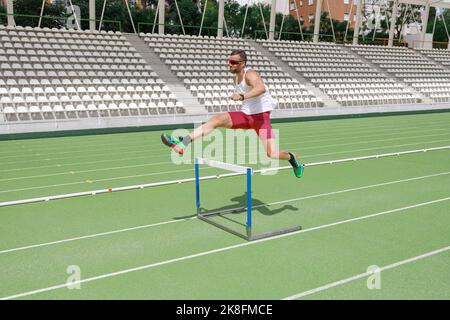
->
xmin=161 ymin=49 xmax=304 ymax=178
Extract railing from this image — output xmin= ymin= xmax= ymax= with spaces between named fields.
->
xmin=138 ymin=22 xmax=220 ymax=37
xmin=412 ymin=40 xmax=449 ymax=50
xmin=342 ymin=36 xmax=407 ymax=47
xmin=252 ymin=30 xmax=408 ymax=47
xmin=253 ymin=30 xmax=336 ymax=42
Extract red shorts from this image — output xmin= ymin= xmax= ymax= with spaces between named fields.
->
xmin=228 ymin=111 xmax=274 ymax=140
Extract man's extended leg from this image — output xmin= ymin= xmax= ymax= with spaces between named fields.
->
xmin=189 ymin=112 xmax=233 ymax=141
xmin=262 ymin=138 xmax=304 ymax=178
xmin=161 ymin=113 xmax=233 ymax=154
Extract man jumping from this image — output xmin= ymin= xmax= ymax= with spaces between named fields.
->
xmin=161 ymin=49 xmax=304 ymax=178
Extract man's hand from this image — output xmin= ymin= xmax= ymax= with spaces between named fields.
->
xmin=230 ymin=93 xmax=243 ymax=101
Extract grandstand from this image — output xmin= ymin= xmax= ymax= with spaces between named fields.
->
xmin=348 ymin=43 xmax=450 ymax=103
xmin=0 ymin=25 xmax=186 ymax=131
xmin=259 ymin=39 xmax=420 ymax=107
xmin=141 ymin=33 xmax=322 ymax=112
xmin=1 ymin=0 xmax=450 ymax=303
xmin=0 ymin=0 xmax=450 ymax=134
xmin=1 ymin=22 xmax=449 ymax=134
xmin=415 ymin=47 xmax=450 ymax=102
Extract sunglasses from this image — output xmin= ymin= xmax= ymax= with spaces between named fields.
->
xmin=228 ymin=59 xmax=244 ymax=65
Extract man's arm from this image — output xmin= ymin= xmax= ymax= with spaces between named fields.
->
xmin=243 ymin=70 xmax=266 ymax=99
xmin=230 ymin=70 xmax=266 ymax=101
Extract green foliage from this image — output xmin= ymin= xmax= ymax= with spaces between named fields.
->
xmin=165 ymin=0 xmax=201 ymax=35
xmin=428 ymin=8 xmax=450 ymax=43
xmin=0 ymin=3 xmax=6 ymax=25
xmin=11 ymin=0 xmax=65 ymax=28
xmin=5 ymin=0 xmax=448 ymax=47
xmin=305 ymin=12 xmax=351 ymax=42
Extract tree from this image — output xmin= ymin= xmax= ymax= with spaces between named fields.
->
xmin=241 ymin=3 xmax=271 ymax=39
xmin=200 ymin=0 xmax=219 ymax=36
xmin=132 ymin=5 xmax=157 ymax=33
xmin=392 ymin=4 xmax=423 ymax=39
xmin=90 ymin=0 xmax=133 ymax=32
xmin=13 ymin=0 xmax=65 ymax=28
xmin=223 ymin=0 xmax=241 ymax=37
xmin=0 ymin=3 xmax=6 ymax=25
xmin=2 ymin=0 xmax=371 ymax=43
xmin=277 ymin=14 xmax=305 ymax=41
xmin=166 ymin=0 xmax=201 ymax=35
xmin=431 ymin=8 xmax=450 ymax=43
xmin=307 ymin=12 xmax=341 ymax=42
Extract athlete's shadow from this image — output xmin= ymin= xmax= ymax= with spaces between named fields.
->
xmin=173 ymin=193 xmax=298 ymax=220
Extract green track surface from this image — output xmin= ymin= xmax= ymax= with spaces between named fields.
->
xmin=0 ymin=112 xmax=449 ymax=299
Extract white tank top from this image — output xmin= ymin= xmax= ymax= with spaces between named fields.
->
xmin=235 ymin=67 xmax=275 ymax=115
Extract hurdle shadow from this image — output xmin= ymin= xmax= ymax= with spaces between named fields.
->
xmin=173 ymin=193 xmax=298 ymax=221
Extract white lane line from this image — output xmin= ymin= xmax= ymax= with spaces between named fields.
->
xmin=2 ymin=196 xmax=449 ymax=300
xmin=283 ymin=246 xmax=450 ymax=300
xmin=2 ymin=127 xmax=450 ymax=166
xmin=299 ymin=141 xmax=450 ymax=159
xmin=2 ymin=133 xmax=449 ymax=176
xmin=2 ymin=117 xmax=448 ymax=155
xmin=0 ymin=167 xmax=215 ymax=194
xmin=0 ymin=217 xmax=196 ymax=255
xmin=252 ymin=171 xmax=450 ymax=209
xmin=2 ymin=140 xmax=450 ymax=194
xmin=0 ymin=143 xmax=155 ymax=161
xmin=275 ymin=118 xmax=450 ymax=132
xmin=2 ymin=125 xmax=449 ymax=176
xmin=1 ymin=170 xmax=449 ymax=255
xmin=0 ymin=149 xmax=153 ymax=166
xmin=1 ymin=121 xmax=447 ymax=159
xmin=299 ymin=132 xmax=450 ymax=151
xmin=0 ymin=155 xmax=155 ymax=173
xmin=0 ymin=161 xmax=170 ymax=182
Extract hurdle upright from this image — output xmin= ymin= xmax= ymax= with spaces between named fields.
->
xmin=195 ymin=157 xmax=301 ymax=241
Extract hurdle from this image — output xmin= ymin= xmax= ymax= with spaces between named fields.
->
xmin=194 ymin=157 xmax=301 ymax=241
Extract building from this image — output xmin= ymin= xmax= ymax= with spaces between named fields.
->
xmin=289 ymin=0 xmax=357 ymax=28
xmin=129 ymin=0 xmax=145 ymax=9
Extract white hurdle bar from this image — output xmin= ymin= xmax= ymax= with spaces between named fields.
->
xmin=197 ymin=157 xmax=252 ymax=175
xmin=1 ymin=146 xmax=449 ymax=208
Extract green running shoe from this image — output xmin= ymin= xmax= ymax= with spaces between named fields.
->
xmin=290 ymin=153 xmax=304 ymax=178
xmin=161 ymin=133 xmax=187 ymax=154
xmin=293 ymin=164 xmax=304 ymax=178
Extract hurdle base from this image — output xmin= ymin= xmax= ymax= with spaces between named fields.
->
xmin=198 ymin=209 xmax=302 ymax=241
xmin=248 ymin=225 xmax=302 ymax=241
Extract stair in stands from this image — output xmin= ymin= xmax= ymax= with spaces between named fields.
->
xmin=414 ymin=48 xmax=450 ymax=72
xmin=125 ymin=34 xmax=203 ymax=114
xmin=248 ymin=39 xmax=340 ymax=108
xmin=340 ymin=45 xmax=433 ymax=104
